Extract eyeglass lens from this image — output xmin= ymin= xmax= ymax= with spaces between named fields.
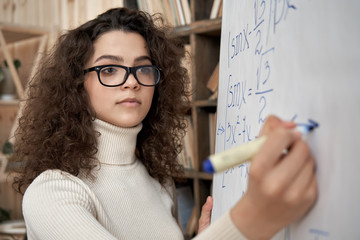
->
xmin=99 ymin=66 xmax=159 ymax=86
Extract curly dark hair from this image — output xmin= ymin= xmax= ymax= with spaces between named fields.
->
xmin=12 ymin=8 xmax=190 ymax=194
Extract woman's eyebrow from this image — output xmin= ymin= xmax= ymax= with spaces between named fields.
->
xmin=134 ymin=56 xmax=152 ymax=63
xmin=93 ymin=55 xmax=152 ymax=64
xmin=94 ymin=55 xmax=123 ymax=64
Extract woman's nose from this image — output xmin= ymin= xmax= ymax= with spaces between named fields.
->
xmin=121 ymin=73 xmax=139 ymax=89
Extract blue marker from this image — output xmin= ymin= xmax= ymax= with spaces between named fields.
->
xmin=203 ymin=123 xmax=318 ymax=173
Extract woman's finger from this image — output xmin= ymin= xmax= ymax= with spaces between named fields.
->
xmin=251 ymin=128 xmax=299 ymax=176
xmin=283 ymin=155 xmax=316 ymax=205
xmin=198 ymin=196 xmax=213 ymax=234
xmin=264 ymin=139 xmax=311 ymax=193
xmin=259 ymin=115 xmax=296 ymax=136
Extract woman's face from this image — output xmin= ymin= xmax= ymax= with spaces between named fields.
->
xmin=84 ymin=30 xmax=155 ymax=128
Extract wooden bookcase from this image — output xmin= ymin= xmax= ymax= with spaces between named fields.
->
xmin=180 ymin=1 xmax=221 ymax=236
xmin=0 ymin=23 xmax=51 ymax=149
xmin=126 ymin=0 xmax=222 ymax=236
xmin=0 ymin=24 xmax=52 ymax=222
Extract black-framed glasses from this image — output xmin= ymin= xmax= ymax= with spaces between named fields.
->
xmin=83 ymin=64 xmax=161 ymax=87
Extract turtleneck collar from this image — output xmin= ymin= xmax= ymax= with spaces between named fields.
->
xmin=93 ymin=119 xmax=142 ymax=166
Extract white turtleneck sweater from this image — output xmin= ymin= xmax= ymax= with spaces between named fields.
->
xmin=22 ymin=119 xmax=246 ymax=240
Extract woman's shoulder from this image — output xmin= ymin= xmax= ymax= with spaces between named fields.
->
xmin=21 ymin=170 xmax=109 ymax=238
xmin=25 ymin=169 xmax=89 ymax=192
xmin=29 ymin=169 xmax=76 ymax=180
xmin=23 ymin=169 xmax=96 ymax=211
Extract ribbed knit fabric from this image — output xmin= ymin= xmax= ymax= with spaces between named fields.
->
xmin=22 ymin=119 xmax=247 ymax=240
xmin=194 ymin=211 xmax=247 ymax=240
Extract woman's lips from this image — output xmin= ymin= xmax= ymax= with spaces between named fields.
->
xmin=117 ymin=98 xmax=140 ymax=106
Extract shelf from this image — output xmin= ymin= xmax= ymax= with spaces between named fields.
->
xmin=1 ymin=29 xmax=41 ymax=44
xmin=183 ymin=169 xmax=213 ymax=180
xmin=193 ymin=99 xmax=217 ymax=107
xmin=0 ymin=99 xmax=20 ymax=106
xmin=172 ymin=18 xmax=222 ymax=37
xmin=173 ymin=169 xmax=213 ymax=180
xmin=0 ymin=23 xmax=49 ymax=44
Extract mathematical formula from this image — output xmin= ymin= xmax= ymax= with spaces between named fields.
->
xmin=213 ymin=0 xmax=360 ymax=238
xmin=218 ymin=0 xmax=296 ymax=190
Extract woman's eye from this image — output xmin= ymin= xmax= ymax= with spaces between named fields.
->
xmin=139 ymin=67 xmax=152 ymax=74
xmin=101 ymin=67 xmax=117 ymax=75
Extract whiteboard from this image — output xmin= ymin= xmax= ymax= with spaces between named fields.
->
xmin=211 ymin=0 xmax=360 ymax=239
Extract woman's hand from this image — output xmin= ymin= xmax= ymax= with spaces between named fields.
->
xmin=230 ymin=115 xmax=318 ymax=240
xmin=197 ymin=196 xmax=213 ymax=234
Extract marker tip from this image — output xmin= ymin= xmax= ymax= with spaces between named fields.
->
xmin=203 ymin=158 xmax=215 ymax=173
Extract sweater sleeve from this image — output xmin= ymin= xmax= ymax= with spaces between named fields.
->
xmin=22 ymin=170 xmax=117 ymax=240
xmin=193 ymin=210 xmax=248 ymax=240
xmin=165 ymin=179 xmax=182 ymax=228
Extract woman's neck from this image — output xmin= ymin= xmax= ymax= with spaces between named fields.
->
xmin=93 ymin=119 xmax=142 ymax=165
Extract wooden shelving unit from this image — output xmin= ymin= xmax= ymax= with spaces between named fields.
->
xmin=131 ymin=1 xmax=222 ymax=237
xmin=181 ymin=2 xmax=221 ymax=235
xmin=0 ymin=23 xmax=53 ymax=225
xmin=0 ymin=23 xmax=51 ymax=163
xmin=0 ymin=23 xmax=50 ymax=99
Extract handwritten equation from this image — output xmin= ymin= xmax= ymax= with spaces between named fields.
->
xmin=217 ymin=0 xmax=296 ymax=190
xmin=212 ymin=0 xmax=360 ymax=238
xmin=215 ymin=1 xmax=332 ymax=239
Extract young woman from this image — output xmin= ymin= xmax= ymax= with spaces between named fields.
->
xmin=12 ymin=8 xmax=317 ymax=240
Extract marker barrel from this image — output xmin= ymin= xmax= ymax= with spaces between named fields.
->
xmin=204 ymin=136 xmax=267 ymax=173
xmin=203 ymin=124 xmax=317 ymax=173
